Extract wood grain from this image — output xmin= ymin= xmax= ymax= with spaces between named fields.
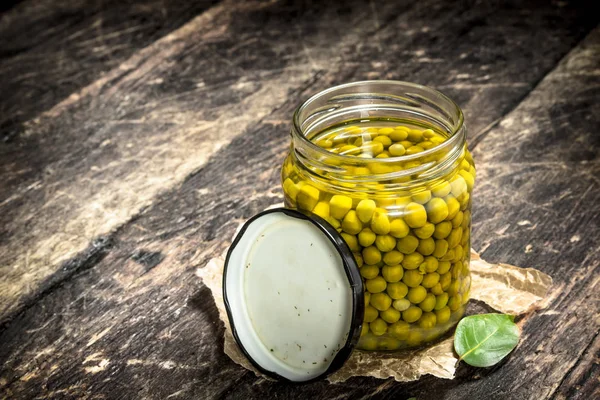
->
xmin=0 ymin=0 xmax=412 ymax=323
xmin=552 ymin=331 xmax=600 ymax=400
xmin=0 ymin=0 xmax=219 ymax=142
xmin=0 ymin=1 xmax=597 ymax=399
xmin=397 ymin=26 xmax=600 ymax=400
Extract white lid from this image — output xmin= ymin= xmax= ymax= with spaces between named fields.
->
xmin=223 ymin=208 xmax=363 ymax=382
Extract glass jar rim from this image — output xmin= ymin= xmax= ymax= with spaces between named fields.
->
xmin=291 ymin=80 xmax=465 ymax=165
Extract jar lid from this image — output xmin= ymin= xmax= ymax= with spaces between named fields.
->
xmin=223 ymin=208 xmax=364 ymax=382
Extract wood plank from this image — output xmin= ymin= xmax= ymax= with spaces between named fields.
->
xmin=1 ymin=3 xmax=597 ymax=400
xmin=384 ymin=27 xmax=600 ymax=400
xmin=0 ymin=0 xmax=219 ymax=142
xmin=552 ymin=332 xmax=600 ymax=400
xmin=0 ymin=0 xmax=416 ymax=322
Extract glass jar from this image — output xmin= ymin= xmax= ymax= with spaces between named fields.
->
xmin=281 ymin=81 xmax=475 ymax=351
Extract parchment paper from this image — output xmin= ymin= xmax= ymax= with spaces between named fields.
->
xmin=197 ymin=207 xmax=553 ymax=383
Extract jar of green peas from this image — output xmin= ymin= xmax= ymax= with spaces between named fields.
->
xmin=281 ymin=81 xmax=475 ymax=351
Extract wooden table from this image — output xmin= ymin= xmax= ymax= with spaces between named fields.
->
xmin=1 ymin=1 xmax=598 ymax=398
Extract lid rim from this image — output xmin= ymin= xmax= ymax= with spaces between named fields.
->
xmin=222 ymin=207 xmax=364 ymax=383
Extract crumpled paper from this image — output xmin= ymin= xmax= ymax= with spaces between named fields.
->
xmin=196 ymin=206 xmax=553 ymax=383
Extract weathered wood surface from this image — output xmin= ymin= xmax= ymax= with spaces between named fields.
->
xmin=0 ymin=1 xmax=598 ymax=399
xmin=0 ymin=0 xmax=219 ymax=142
xmin=0 ymin=0 xmax=411 ymax=323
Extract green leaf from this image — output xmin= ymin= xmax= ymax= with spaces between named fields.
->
xmin=454 ymin=313 xmax=520 ymax=368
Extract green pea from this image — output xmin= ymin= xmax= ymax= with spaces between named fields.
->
xmin=342 ymin=210 xmax=363 ymax=235
xmin=462 ymin=210 xmax=471 ymax=230
xmin=430 ymin=283 xmax=444 ymax=295
xmin=388 ymin=143 xmax=406 ymax=156
xmin=419 ymin=256 xmax=438 ymax=273
xmin=360 ymin=323 xmax=369 ymax=337
xmin=405 ymin=202 xmax=427 ymax=228
xmin=402 ymin=306 xmax=423 ymax=323
xmin=296 ymin=184 xmax=320 ymax=211
xmin=387 ymin=282 xmax=409 ymax=299
xmin=382 ymin=265 xmax=404 ymax=283
xmin=453 ymin=245 xmax=464 ymax=262
xmin=380 ymin=308 xmax=401 ymax=323
xmin=448 ymin=279 xmax=460 ymax=296
xmin=433 ymin=239 xmax=449 ymax=258
xmin=435 ymin=306 xmax=451 ymax=324
xmin=426 ymin=197 xmax=449 ymax=224
xmin=397 ymin=235 xmax=419 ymax=254
xmin=326 ymin=216 xmax=341 ymax=230
xmin=340 ymin=232 xmax=359 ymax=252
xmin=312 ymin=201 xmax=330 ymax=219
xmin=437 ymin=261 xmax=451 ymax=274
xmin=451 ymin=261 xmax=463 ymax=279
xmin=354 ymin=253 xmax=364 ymax=268
xmin=389 ymin=128 xmax=408 ymax=142
xmin=402 ymin=270 xmax=424 ymax=288
xmin=389 ymin=218 xmax=410 ymax=238
xmin=356 ymin=199 xmax=376 ymax=223
xmin=422 ymin=272 xmax=440 ymax=288
xmin=373 ymin=135 xmax=392 ymax=148
xmin=392 ymin=298 xmax=411 ymax=311
xmin=419 ymin=293 xmax=436 ymax=312
xmin=450 ymin=175 xmax=468 ymax=198
xmin=370 ymin=318 xmax=388 ymax=336
xmin=399 ymin=140 xmax=414 ymax=149
xmin=366 ymin=276 xmax=387 ymax=293
xmin=412 ymin=190 xmax=432 ymax=205
xmin=402 ymin=252 xmax=424 ymax=270
xmin=329 ymin=195 xmax=353 ymax=219
xmin=407 ymin=285 xmax=427 ymax=304
xmin=378 ymin=336 xmax=401 ymax=351
xmin=448 ymin=294 xmax=462 ymax=311
xmin=360 ymin=264 xmax=379 ymax=279
xmin=283 ymin=178 xmax=299 ymax=202
xmin=406 ymin=145 xmax=425 ymax=155
xmin=376 ymin=197 xmax=396 ymax=208
xmin=362 ymin=245 xmax=382 ymax=265
xmin=445 ymin=197 xmax=460 ymax=220
xmin=370 ymin=293 xmax=392 ymax=311
xmin=418 ymin=312 xmax=437 ymax=329
xmin=359 ymin=335 xmax=378 ymax=350
xmin=420 ymin=141 xmax=435 ymax=150
xmin=407 ymin=129 xmax=424 ymax=142
xmin=461 ymin=260 xmax=470 ymax=276
xmin=358 ymin=228 xmax=377 ymax=247
xmin=434 ymin=293 xmax=449 ymax=310
xmin=433 ymin=221 xmax=452 ymax=239
xmin=388 ymin=321 xmax=410 ymax=340
xmin=452 ymin=211 xmax=464 ymax=228
xmin=441 ymin=249 xmax=455 ymax=261
xmin=383 ymin=250 xmax=404 ymax=265
xmin=364 ymin=141 xmax=385 ymax=156
xmin=406 ymin=330 xmax=423 ymax=346
xmin=364 ymin=305 xmax=378 ymax=322
xmin=440 ymin=272 xmax=452 ymax=290
xmin=431 ymin=181 xmax=451 ymax=197
xmin=371 ymin=208 xmax=391 ymax=234
xmin=417 ymin=237 xmax=435 ymax=256
xmin=447 ymin=228 xmax=463 ymax=248
xmin=375 ymin=235 xmax=397 ymax=252
xmin=414 ymin=222 xmax=435 ymax=239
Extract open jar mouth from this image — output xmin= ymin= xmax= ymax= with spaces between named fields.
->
xmin=290 ymin=81 xmax=466 ymax=188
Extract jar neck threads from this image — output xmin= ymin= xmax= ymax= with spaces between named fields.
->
xmin=289 ymin=81 xmax=466 ymax=194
